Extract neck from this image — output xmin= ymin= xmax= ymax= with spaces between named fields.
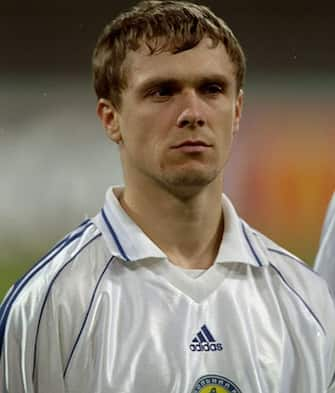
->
xmin=118 ymin=178 xmax=224 ymax=269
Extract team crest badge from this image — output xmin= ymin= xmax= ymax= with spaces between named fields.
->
xmin=191 ymin=374 xmax=242 ymax=393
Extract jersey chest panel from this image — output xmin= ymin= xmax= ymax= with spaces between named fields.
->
xmin=63 ymin=261 xmax=326 ymax=393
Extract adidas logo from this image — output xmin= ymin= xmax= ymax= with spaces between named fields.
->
xmin=189 ymin=324 xmax=223 ymax=352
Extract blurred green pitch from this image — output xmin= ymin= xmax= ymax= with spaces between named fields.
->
xmin=0 ymin=260 xmax=36 ymax=302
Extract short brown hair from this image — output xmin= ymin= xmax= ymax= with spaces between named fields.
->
xmin=92 ymin=0 xmax=246 ymax=109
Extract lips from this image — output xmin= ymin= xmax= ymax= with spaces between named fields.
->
xmin=171 ymin=139 xmax=212 ymax=153
xmin=172 ymin=140 xmax=211 ymax=148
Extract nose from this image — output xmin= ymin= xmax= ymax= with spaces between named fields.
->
xmin=176 ymin=91 xmax=205 ymax=129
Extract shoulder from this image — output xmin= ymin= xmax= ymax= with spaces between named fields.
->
xmin=250 ymin=221 xmax=327 ymax=292
xmin=242 ymin=219 xmax=319 ymax=277
xmin=242 ymin=220 xmax=335 ymax=334
xmin=0 ymin=219 xmax=112 ymax=355
xmin=5 ymin=220 xmax=107 ymax=303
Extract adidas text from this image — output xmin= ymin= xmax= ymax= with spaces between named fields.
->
xmin=189 ymin=343 xmax=223 ymax=352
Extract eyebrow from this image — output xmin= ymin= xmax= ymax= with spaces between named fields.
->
xmin=196 ymin=75 xmax=230 ymax=87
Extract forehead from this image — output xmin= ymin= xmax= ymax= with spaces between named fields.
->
xmin=124 ymin=38 xmax=236 ymax=88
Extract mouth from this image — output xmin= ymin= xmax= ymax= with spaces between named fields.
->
xmin=171 ymin=140 xmax=212 ymax=153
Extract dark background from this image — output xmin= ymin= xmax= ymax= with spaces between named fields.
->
xmin=1 ymin=1 xmax=334 ymax=77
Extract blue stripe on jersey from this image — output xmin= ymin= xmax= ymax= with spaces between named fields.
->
xmin=270 ymin=263 xmax=326 ymax=335
xmin=0 ymin=220 xmax=92 ymax=327
xmin=63 ymin=256 xmax=114 ymax=378
xmin=0 ymin=219 xmax=91 ymax=306
xmin=0 ymin=220 xmax=91 ymax=330
xmin=32 ymin=233 xmax=103 ymax=376
xmin=101 ymin=208 xmax=130 ymax=261
xmin=240 ymin=222 xmax=263 ymax=267
xmin=0 ymin=220 xmax=94 ymax=357
xmin=268 ymin=248 xmax=316 ymax=274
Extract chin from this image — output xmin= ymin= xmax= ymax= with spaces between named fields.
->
xmin=160 ymin=167 xmax=220 ymax=197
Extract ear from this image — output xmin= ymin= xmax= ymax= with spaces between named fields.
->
xmin=96 ymin=98 xmax=122 ymax=144
xmin=233 ymin=89 xmax=244 ymax=135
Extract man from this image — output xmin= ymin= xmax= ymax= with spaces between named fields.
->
xmin=1 ymin=1 xmax=335 ymax=392
xmin=315 ymin=193 xmax=335 ymax=290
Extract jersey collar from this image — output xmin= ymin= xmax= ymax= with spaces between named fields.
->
xmin=93 ymin=186 xmax=268 ymax=267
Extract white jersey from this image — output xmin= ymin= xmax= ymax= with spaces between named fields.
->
xmin=315 ymin=193 xmax=335 ymax=290
xmin=1 ymin=186 xmax=335 ymax=393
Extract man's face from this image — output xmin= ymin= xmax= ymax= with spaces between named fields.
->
xmin=99 ymin=38 xmax=243 ymax=196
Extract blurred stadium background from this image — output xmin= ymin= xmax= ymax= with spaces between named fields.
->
xmin=1 ymin=1 xmax=334 ymax=301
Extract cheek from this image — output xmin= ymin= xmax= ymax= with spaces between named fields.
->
xmin=211 ymin=106 xmax=234 ymax=133
xmin=119 ymin=113 xmax=151 ymax=146
xmin=120 ymin=113 xmax=163 ymax=162
xmin=131 ymin=106 xmax=175 ymax=149
xmin=212 ymin=107 xmax=236 ymax=150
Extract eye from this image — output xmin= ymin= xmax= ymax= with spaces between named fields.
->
xmin=201 ymin=83 xmax=224 ymax=95
xmin=147 ymin=84 xmax=175 ymax=100
xmin=156 ymin=86 xmax=173 ymax=96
